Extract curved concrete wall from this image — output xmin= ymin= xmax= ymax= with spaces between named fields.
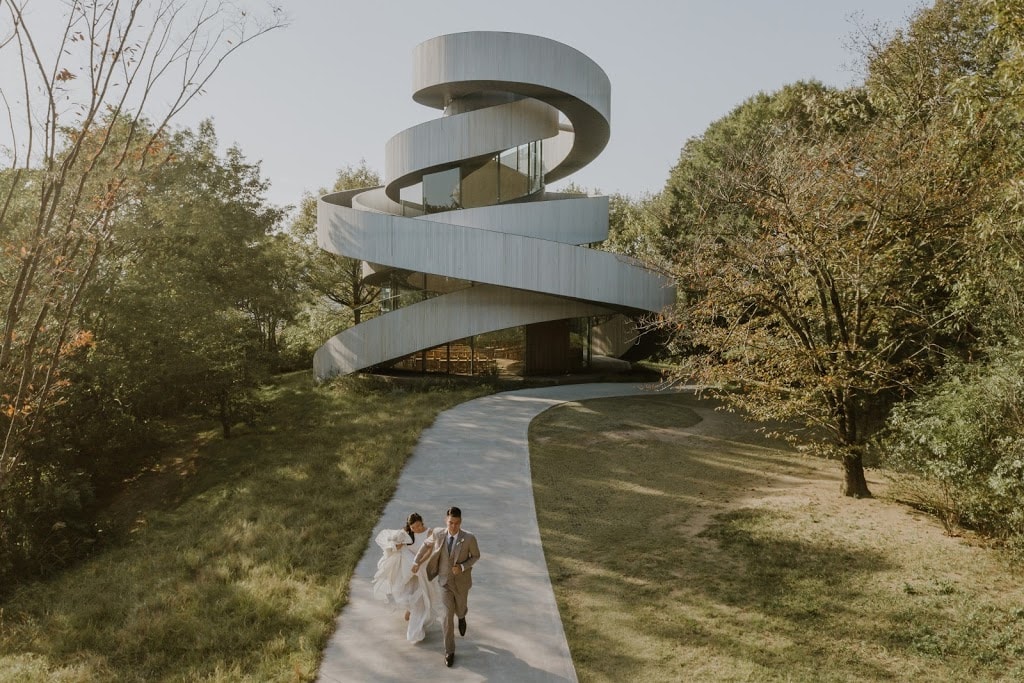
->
xmin=385 ymin=97 xmax=560 ymax=197
xmin=314 ymin=32 xmax=676 ymax=379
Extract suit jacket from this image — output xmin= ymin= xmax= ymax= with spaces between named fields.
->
xmin=416 ymin=527 xmax=480 ymax=589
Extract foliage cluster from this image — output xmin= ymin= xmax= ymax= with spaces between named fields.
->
xmin=857 ymin=0 xmax=1024 ymax=534
xmin=1 ymin=0 xmax=284 ymax=479
xmin=289 ymin=161 xmax=383 ymax=326
xmin=0 ymin=1 xmax=310 ymax=589
xmin=0 ymin=1 xmax=456 ymax=592
xmin=0 ymin=114 xmax=316 ymax=587
xmin=612 ymin=0 xmax=1024 ymax=517
xmin=883 ymin=345 xmax=1024 ymax=541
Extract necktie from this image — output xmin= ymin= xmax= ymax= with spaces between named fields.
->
xmin=447 ymin=535 xmax=454 ymax=555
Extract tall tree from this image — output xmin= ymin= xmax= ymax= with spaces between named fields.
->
xmin=0 ymin=0 xmax=284 ymax=488
xmin=661 ymin=2 xmax=1008 ymax=497
xmin=238 ymin=232 xmax=308 ymax=360
xmin=84 ymin=122 xmax=288 ymax=436
xmin=290 ymin=161 xmax=382 ymax=325
xmin=604 ymin=191 xmax=669 ymax=263
xmin=875 ymin=0 xmax=1024 ymax=537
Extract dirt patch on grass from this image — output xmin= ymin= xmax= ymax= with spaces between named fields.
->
xmin=589 ymin=393 xmax=959 ymax=548
xmin=96 ymin=428 xmax=220 ymax=540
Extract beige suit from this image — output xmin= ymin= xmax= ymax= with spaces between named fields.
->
xmin=416 ymin=527 xmax=481 ymax=655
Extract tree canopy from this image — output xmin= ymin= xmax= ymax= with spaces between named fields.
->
xmin=0 ymin=0 xmax=286 ymax=586
xmin=659 ymin=0 xmax=1023 ymax=497
xmin=0 ymin=0 xmax=284 ymax=488
xmin=289 ymin=161 xmax=382 ymax=325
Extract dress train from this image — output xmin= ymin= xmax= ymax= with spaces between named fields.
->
xmin=371 ymin=528 xmax=441 ymax=642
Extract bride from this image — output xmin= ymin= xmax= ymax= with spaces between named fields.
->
xmin=371 ymin=512 xmax=441 ymax=642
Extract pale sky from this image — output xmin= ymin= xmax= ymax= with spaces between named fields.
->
xmin=9 ymin=0 xmax=927 ymax=212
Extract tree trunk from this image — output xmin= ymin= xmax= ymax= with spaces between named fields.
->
xmin=220 ymin=394 xmax=232 ymax=439
xmin=841 ymin=448 xmax=872 ymax=498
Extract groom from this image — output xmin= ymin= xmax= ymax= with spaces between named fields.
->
xmin=411 ymin=505 xmax=481 ymax=667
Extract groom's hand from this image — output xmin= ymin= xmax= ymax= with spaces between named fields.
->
xmin=452 ymin=564 xmax=463 ymax=575
xmin=411 ymin=562 xmax=419 ymax=574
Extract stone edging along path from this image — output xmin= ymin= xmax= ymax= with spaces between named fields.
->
xmin=316 ymin=382 xmax=670 ymax=683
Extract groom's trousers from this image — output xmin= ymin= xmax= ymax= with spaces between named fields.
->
xmin=440 ymin=580 xmax=469 ymax=655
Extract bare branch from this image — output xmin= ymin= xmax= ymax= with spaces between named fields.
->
xmin=0 ymin=0 xmax=287 ymax=485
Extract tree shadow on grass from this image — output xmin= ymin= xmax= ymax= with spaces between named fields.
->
xmin=0 ymin=374 xmax=489 ymax=680
xmin=550 ymin=506 xmax=900 ymax=681
xmin=689 ymin=508 xmax=898 ymax=675
xmin=530 ymin=392 xmax=926 ymax=680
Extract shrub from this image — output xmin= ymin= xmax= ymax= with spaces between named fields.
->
xmin=0 ymin=460 xmax=96 ymax=596
xmin=880 ymin=346 xmax=1024 ymax=541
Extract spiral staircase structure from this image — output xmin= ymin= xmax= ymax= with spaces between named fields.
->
xmin=313 ymin=31 xmax=676 ymax=380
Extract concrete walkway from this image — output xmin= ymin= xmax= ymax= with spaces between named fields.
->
xmin=316 ymin=382 xmax=667 ymax=682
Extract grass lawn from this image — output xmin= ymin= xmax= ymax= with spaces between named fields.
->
xmin=529 ymin=392 xmax=1024 ymax=682
xmin=0 ymin=371 xmax=494 ymax=682
xmin=7 ymin=377 xmax=1023 ymax=682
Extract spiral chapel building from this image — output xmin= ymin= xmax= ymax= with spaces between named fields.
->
xmin=313 ymin=32 xmax=676 ymax=380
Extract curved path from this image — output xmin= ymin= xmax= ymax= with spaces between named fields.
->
xmin=315 ymin=382 xmax=672 ymax=682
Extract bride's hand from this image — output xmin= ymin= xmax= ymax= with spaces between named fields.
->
xmin=411 ymin=562 xmax=419 ymax=574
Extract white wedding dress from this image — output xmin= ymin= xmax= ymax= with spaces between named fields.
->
xmin=371 ymin=528 xmax=441 ymax=642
